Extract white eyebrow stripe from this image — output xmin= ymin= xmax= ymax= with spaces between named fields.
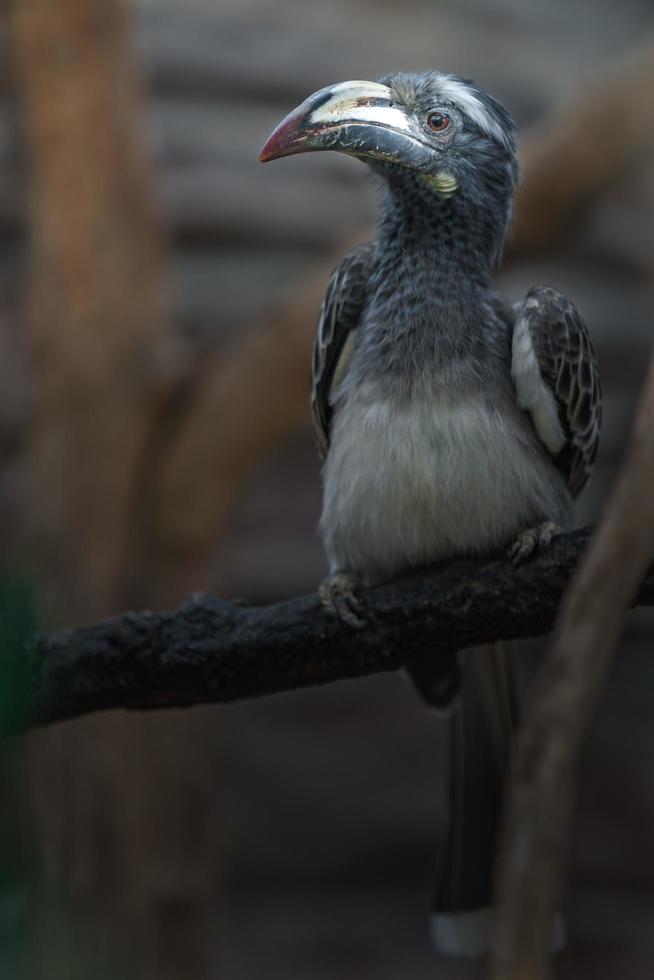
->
xmin=434 ymin=76 xmax=510 ymax=150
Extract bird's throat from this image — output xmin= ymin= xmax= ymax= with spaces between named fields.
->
xmin=376 ymin=176 xmax=497 ymax=292
xmin=350 ymin=176 xmax=504 ymax=387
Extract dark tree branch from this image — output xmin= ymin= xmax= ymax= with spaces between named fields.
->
xmin=4 ymin=527 xmax=653 ymax=738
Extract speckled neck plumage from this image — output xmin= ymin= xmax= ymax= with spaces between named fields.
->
xmin=377 ymin=169 xmax=507 ymax=279
xmin=352 ymin=171 xmax=512 ymax=395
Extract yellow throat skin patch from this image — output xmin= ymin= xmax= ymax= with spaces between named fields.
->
xmin=426 ymin=172 xmax=459 ymax=197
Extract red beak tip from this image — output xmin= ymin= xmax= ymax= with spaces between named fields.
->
xmin=259 ymin=139 xmax=279 ymax=163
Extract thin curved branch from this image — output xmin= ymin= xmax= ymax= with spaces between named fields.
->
xmin=491 ymin=355 xmax=654 ymax=979
xmin=2 ymin=527 xmax=652 ymax=738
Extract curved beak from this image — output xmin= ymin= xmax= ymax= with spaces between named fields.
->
xmin=259 ymin=80 xmax=434 ymax=170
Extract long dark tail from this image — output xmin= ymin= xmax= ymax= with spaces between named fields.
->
xmin=408 ymin=644 xmax=517 ymax=956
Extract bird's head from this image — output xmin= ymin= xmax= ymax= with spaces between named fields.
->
xmin=261 ymin=71 xmax=518 ymax=255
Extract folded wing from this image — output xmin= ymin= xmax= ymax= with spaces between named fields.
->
xmin=511 ymin=285 xmax=601 ymax=497
xmin=311 ymin=242 xmax=375 ymax=459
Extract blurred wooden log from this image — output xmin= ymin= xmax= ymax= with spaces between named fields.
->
xmin=0 ymin=159 xmax=370 ymax=247
xmin=161 ymin=164 xmax=372 ymax=247
xmin=154 ymin=38 xmax=654 ymax=557
xmin=149 ymin=101 xmax=352 ymax=171
xmin=0 ymin=13 xmax=326 ymax=104
xmin=135 ymin=13 xmax=329 ymax=103
xmin=1 ymin=527 xmax=650 ymax=737
xmin=0 ymin=171 xmax=22 ymax=231
xmin=4 ymin=31 xmax=652 ymax=246
xmin=0 ymin=96 xmax=319 ymax=167
xmin=0 ymin=106 xmax=16 ymax=167
xmin=171 ymin=246 xmax=313 ymax=336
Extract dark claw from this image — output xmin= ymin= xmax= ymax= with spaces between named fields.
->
xmin=508 ymin=520 xmax=561 ymax=566
xmin=538 ymin=520 xmax=559 ymax=549
xmin=318 ymin=572 xmax=367 ymax=630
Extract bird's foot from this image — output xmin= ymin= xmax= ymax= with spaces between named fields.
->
xmin=508 ymin=520 xmax=560 ymax=566
xmin=318 ymin=571 xmax=366 ymax=630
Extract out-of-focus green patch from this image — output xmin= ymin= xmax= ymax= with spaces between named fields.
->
xmin=0 ymin=576 xmax=38 ymax=974
xmin=0 ymin=580 xmax=139 ymax=978
xmin=0 ymin=575 xmax=38 ymax=735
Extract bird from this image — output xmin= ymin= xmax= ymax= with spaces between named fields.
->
xmin=260 ymin=71 xmax=601 ymax=956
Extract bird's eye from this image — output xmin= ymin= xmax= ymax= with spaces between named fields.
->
xmin=427 ymin=112 xmax=450 ymax=133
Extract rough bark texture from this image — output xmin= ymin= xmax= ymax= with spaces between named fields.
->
xmin=491 ymin=357 xmax=654 ymax=980
xmin=2 ymin=528 xmax=651 ymax=737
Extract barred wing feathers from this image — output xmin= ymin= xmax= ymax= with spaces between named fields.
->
xmin=512 ymin=285 xmax=601 ymax=497
xmin=311 ymin=242 xmax=375 ymax=459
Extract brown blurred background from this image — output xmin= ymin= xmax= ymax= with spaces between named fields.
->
xmin=0 ymin=0 xmax=653 ymax=978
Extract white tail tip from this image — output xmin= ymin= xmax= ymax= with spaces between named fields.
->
xmin=431 ymin=909 xmax=566 ymax=958
xmin=431 ymin=908 xmax=491 ymax=957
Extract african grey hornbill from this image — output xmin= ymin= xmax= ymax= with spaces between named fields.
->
xmin=260 ymin=72 xmax=601 ymax=955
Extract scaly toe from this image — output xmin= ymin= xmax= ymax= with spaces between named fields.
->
xmin=509 ymin=529 xmax=538 ymax=565
xmin=318 ymin=572 xmax=366 ymax=630
xmin=509 ymin=521 xmax=561 ymax=566
xmin=538 ymin=520 xmax=560 ymax=549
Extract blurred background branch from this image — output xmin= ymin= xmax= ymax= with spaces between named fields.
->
xmin=492 ymin=352 xmax=654 ymax=980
